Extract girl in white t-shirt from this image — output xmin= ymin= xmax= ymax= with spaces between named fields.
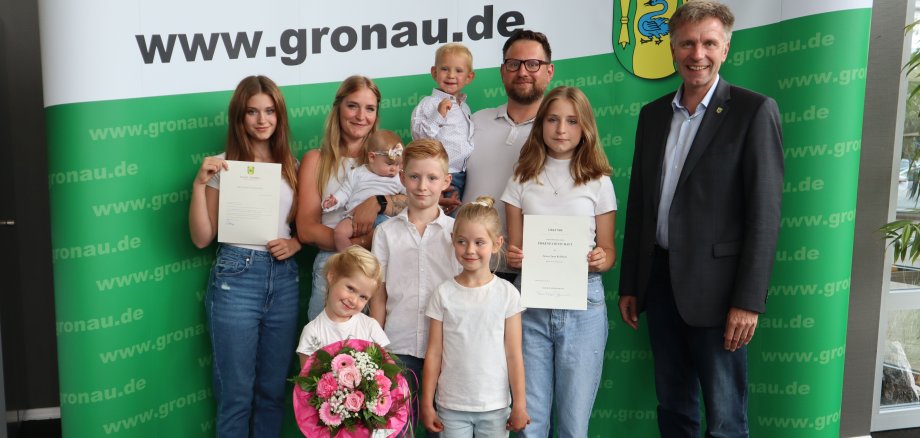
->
xmin=421 ymin=196 xmax=530 ymax=437
xmin=501 ymin=86 xmax=617 ymax=438
xmin=296 ymin=245 xmax=390 ymax=368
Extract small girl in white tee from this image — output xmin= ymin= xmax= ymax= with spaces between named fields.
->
xmin=296 ymin=245 xmax=390 ymax=368
xmin=421 ymin=196 xmax=530 ymax=436
xmin=322 ymin=130 xmax=406 ymax=252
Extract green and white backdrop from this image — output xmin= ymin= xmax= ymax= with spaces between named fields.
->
xmin=38 ymin=0 xmax=871 ymax=436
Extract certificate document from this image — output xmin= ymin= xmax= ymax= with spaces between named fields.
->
xmin=521 ymin=215 xmax=590 ymax=310
xmin=217 ymin=160 xmax=281 ymax=245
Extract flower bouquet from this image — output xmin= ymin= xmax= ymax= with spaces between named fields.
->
xmin=292 ymin=339 xmax=410 ymax=437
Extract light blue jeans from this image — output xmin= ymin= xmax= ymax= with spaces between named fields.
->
xmin=307 ymin=250 xmax=335 ymax=321
xmin=516 ymin=273 xmax=608 ymax=438
xmin=205 ymin=244 xmax=300 ymax=438
xmin=438 ymin=405 xmax=511 ymax=438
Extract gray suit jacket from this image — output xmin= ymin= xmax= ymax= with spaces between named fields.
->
xmin=619 ymin=79 xmax=784 ymax=327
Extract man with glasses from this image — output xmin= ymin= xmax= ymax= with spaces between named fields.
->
xmin=461 ymin=29 xmax=554 ymax=283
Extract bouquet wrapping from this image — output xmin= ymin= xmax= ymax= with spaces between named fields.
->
xmin=293 ymin=339 xmax=409 ymax=437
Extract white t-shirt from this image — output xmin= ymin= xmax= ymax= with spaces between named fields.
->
xmin=371 ymin=209 xmax=461 ymax=358
xmin=324 ymin=165 xmax=405 ymax=212
xmin=206 ymin=153 xmax=296 ymax=251
xmin=426 ymin=276 xmax=524 ymax=411
xmin=501 ymin=156 xmax=617 ymax=254
xmin=295 ymin=311 xmax=390 ymax=357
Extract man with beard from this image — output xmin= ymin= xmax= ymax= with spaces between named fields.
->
xmin=460 ymin=29 xmax=554 ymax=282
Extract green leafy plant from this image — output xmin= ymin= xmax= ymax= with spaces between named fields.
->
xmin=905 ymin=21 xmax=920 ymax=101
xmin=882 ymin=219 xmax=920 ymax=262
xmin=882 ymin=22 xmax=920 ymax=263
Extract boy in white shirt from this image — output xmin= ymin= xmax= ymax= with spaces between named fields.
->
xmin=410 ymin=43 xmax=475 ymax=214
xmin=370 ymin=139 xmax=462 ymax=431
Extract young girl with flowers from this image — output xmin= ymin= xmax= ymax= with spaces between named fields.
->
xmin=421 ymin=196 xmax=530 ymax=437
xmin=502 ymin=86 xmax=616 ymax=437
xmin=295 ymin=245 xmax=390 ymax=367
xmin=293 ymin=246 xmax=407 ymax=436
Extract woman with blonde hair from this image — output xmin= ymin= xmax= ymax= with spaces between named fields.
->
xmin=297 ymin=75 xmax=407 ymax=321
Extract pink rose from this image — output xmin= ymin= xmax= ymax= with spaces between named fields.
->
xmin=344 ymin=391 xmax=365 ymax=412
xmin=318 ymin=402 xmax=342 ymax=427
xmin=375 ymin=373 xmax=392 ymax=392
xmin=337 ymin=366 xmax=362 ymax=389
xmin=316 ymin=372 xmax=338 ymax=399
xmin=331 ymin=354 xmax=355 ymax=371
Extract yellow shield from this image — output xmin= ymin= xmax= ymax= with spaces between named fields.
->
xmin=613 ymin=0 xmax=683 ymax=79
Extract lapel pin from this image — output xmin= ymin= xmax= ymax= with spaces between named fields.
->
xmin=716 ymin=107 xmax=723 ymax=114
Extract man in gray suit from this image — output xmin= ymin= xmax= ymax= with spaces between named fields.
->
xmin=618 ymin=2 xmax=783 ymax=437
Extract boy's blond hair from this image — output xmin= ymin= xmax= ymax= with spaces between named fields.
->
xmin=402 ymin=138 xmax=450 ymax=174
xmin=323 ymin=245 xmax=383 ymax=291
xmin=435 ymin=43 xmax=473 ymax=70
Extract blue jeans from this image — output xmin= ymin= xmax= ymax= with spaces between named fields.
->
xmin=438 ymin=405 xmax=510 ymax=438
xmin=645 ymin=247 xmax=748 ymax=437
xmin=308 ymin=250 xmax=335 ymax=321
xmin=444 ymin=171 xmax=466 ymax=217
xmin=448 ymin=171 xmax=466 ymax=200
xmin=205 ymin=244 xmax=300 ymax=438
xmin=517 ymin=273 xmax=608 ymax=438
xmin=396 ymin=354 xmax=439 ymax=438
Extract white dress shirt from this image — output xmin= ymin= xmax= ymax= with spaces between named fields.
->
xmin=371 ymin=208 xmax=461 ymax=357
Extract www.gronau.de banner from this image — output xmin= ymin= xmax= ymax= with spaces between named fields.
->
xmin=39 ymin=0 xmax=870 ymax=435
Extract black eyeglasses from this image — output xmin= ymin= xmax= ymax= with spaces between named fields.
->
xmin=503 ymin=58 xmax=550 ymax=72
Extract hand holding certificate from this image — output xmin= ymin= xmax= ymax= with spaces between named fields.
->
xmin=217 ymin=160 xmax=281 ymax=245
xmin=521 ymin=215 xmax=590 ymax=310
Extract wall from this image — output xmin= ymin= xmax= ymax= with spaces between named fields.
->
xmin=0 ymin=0 xmax=60 ymax=415
xmin=841 ymin=0 xmax=913 ymax=436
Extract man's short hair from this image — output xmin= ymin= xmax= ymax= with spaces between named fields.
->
xmin=670 ymin=1 xmax=735 ymax=41
xmin=502 ymin=29 xmax=552 ymax=62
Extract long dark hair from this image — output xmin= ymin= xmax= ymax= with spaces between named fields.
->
xmin=226 ymin=75 xmax=298 ymax=218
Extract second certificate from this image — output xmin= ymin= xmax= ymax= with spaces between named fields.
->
xmin=521 ymin=215 xmax=590 ymax=310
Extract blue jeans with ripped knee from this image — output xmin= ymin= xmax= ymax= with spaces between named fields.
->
xmin=516 ymin=273 xmax=608 ymax=438
xmin=205 ymin=244 xmax=300 ymax=437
